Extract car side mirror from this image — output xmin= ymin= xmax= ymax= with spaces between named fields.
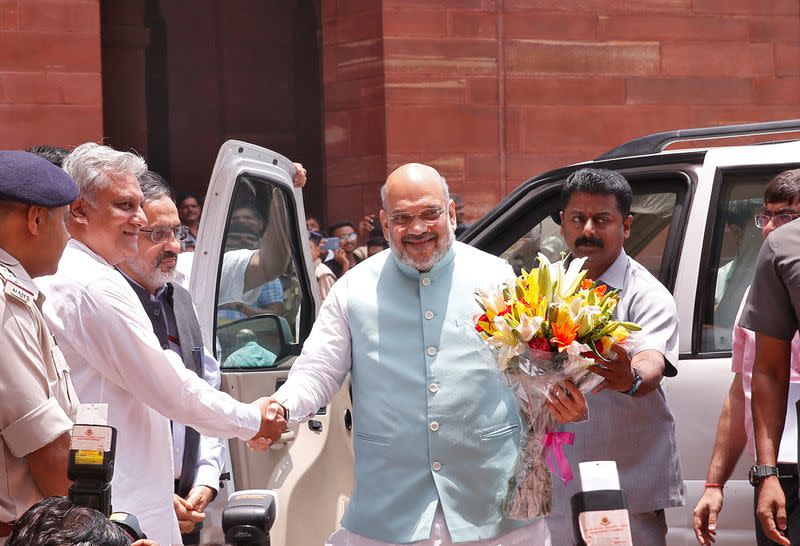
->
xmin=217 ymin=314 xmax=295 ymax=369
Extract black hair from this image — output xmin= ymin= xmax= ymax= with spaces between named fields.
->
xmin=138 ymin=170 xmax=173 ymax=203
xmin=764 ymin=168 xmax=800 ymax=206
xmin=367 ymin=236 xmax=388 ymax=249
xmin=561 ymin=168 xmax=633 ymax=217
xmin=7 ymin=496 xmax=132 ymax=546
xmin=176 ymin=191 xmax=203 ymax=208
xmin=328 ymin=221 xmax=355 ymax=234
xmin=26 ymin=145 xmax=70 ymax=167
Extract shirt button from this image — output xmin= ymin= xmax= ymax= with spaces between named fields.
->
xmin=421 ymin=277 xmax=431 ymax=286
xmin=424 ymin=311 xmax=434 ymax=320
xmin=430 ymin=421 xmax=439 ymax=431
xmin=429 ymin=383 xmax=439 ymax=393
xmin=432 ymin=461 xmax=442 ymax=471
xmin=426 ymin=346 xmax=437 ymax=356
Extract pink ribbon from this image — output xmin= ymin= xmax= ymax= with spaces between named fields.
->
xmin=543 ymin=431 xmax=575 ymax=485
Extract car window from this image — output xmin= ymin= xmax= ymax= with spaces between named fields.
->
xmin=696 ymin=167 xmax=799 ymax=354
xmin=501 ymin=185 xmax=680 ymax=282
xmin=214 ymin=173 xmax=311 ymax=369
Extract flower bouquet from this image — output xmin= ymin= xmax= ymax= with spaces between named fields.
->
xmin=474 ymin=253 xmax=640 ymax=519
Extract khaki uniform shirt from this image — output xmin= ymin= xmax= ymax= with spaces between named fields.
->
xmin=0 ymin=248 xmax=78 ymax=524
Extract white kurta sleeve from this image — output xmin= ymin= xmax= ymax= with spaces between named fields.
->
xmin=73 ymin=277 xmax=261 ymax=441
xmin=274 ymin=275 xmax=352 ymax=422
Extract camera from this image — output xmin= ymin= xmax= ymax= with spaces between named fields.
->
xmin=68 ymin=405 xmax=147 ymax=541
xmin=321 ymin=236 xmax=340 ymax=251
xmin=68 ymin=422 xmax=116 ymax=516
xmin=222 ymin=490 xmax=278 ymax=546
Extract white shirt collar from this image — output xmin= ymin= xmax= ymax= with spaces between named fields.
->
xmin=68 ymin=238 xmax=113 ymax=268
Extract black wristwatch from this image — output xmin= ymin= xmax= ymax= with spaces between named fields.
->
xmin=623 ymin=368 xmax=643 ymax=396
xmin=749 ymin=464 xmax=780 ymax=487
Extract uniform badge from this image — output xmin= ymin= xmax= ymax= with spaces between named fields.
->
xmin=3 ymin=276 xmax=34 ymax=306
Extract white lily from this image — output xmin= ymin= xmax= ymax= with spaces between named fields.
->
xmin=476 ymin=286 xmax=509 ymax=317
xmin=554 ymin=255 xmax=588 ymax=302
xmin=515 ymin=313 xmax=544 ymax=342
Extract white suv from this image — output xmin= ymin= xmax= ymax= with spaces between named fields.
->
xmin=190 ymin=120 xmax=800 ymax=545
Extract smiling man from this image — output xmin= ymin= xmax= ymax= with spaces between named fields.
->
xmin=35 ymin=143 xmax=285 ymax=544
xmin=118 ymin=170 xmax=229 ymax=545
xmin=544 ymin=168 xmax=684 ymax=545
xmin=263 ymin=163 xmax=588 ymax=546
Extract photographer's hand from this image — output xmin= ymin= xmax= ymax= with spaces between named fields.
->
xmin=173 ymin=494 xmax=205 ymax=534
xmin=132 ymin=540 xmax=160 ymax=546
xmin=248 ymin=397 xmax=287 ymax=451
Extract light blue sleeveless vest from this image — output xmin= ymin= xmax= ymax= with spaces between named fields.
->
xmin=341 ymin=242 xmax=538 ymax=543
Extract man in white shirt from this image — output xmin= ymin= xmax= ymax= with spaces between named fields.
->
xmin=36 ymin=143 xmax=286 ymax=545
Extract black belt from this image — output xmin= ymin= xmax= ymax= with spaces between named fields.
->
xmin=779 ymin=463 xmax=798 ymax=478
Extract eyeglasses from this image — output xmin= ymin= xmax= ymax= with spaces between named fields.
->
xmin=754 ymin=212 xmax=800 ymax=229
xmin=337 ymin=232 xmax=358 ymax=241
xmin=139 ymin=225 xmax=189 ymax=243
xmin=388 ymin=207 xmax=444 ymax=226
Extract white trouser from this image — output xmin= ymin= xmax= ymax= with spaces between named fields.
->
xmin=326 ymin=504 xmax=550 ymax=546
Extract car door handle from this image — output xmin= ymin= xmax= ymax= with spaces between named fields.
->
xmin=269 ymin=430 xmax=296 ymax=448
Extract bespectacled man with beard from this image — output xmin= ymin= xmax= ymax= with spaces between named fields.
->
xmin=118 ymin=170 xmax=226 ymax=545
xmin=257 ymin=163 xmax=588 ymax=546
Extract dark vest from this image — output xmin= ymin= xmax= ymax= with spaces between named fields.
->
xmin=125 ymin=278 xmax=206 ymax=498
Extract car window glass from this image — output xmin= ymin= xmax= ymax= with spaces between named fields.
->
xmin=501 ymin=188 xmax=678 ymax=281
xmin=698 ymin=169 xmax=790 ymax=353
xmin=215 ymin=173 xmax=308 ymax=369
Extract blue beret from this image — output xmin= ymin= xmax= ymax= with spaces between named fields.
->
xmin=0 ymin=150 xmax=79 ymax=207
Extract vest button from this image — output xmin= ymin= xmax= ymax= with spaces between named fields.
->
xmin=426 ymin=346 xmax=437 ymax=356
xmin=432 ymin=461 xmax=442 ymax=471
xmin=429 ymin=383 xmax=439 ymax=393
xmin=424 ymin=310 xmax=434 ymax=320
xmin=421 ymin=277 xmax=431 ymax=286
xmin=430 ymin=421 xmax=439 ymax=431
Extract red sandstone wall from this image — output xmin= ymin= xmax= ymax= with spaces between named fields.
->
xmin=321 ymin=0 xmax=388 ymax=225
xmin=323 ymin=0 xmax=800 ymax=224
xmin=0 ymin=0 xmax=103 ymax=149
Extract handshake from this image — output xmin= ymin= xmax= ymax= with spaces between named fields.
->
xmin=248 ymin=397 xmax=289 ymax=450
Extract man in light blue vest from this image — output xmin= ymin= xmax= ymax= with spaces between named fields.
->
xmin=268 ymin=163 xmax=587 ymax=545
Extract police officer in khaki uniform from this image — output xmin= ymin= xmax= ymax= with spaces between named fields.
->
xmin=0 ymin=151 xmax=80 ymax=541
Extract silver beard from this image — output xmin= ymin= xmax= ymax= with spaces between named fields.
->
xmin=390 ymin=222 xmax=455 ymax=272
xmin=124 ymin=253 xmax=177 ymax=289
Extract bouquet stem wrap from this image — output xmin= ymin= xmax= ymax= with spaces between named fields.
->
xmin=501 ymin=347 xmax=603 ymax=520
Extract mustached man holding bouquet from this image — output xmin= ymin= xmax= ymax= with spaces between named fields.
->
xmin=543 ymin=168 xmax=685 ymax=545
xmin=261 ymin=163 xmax=587 ymax=545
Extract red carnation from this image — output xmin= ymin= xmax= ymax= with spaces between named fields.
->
xmin=527 ymin=337 xmax=551 ymax=352
xmin=580 ymin=340 xmax=606 ymax=361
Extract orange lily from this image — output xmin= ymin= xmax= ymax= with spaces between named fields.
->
xmin=550 ymin=308 xmax=580 ymax=352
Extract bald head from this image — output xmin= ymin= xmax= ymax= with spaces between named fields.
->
xmin=379 ymin=163 xmax=457 ymax=271
xmin=381 ymin=163 xmax=449 ymax=209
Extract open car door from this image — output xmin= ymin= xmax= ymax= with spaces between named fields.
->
xmin=190 ymin=141 xmax=354 ymax=546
